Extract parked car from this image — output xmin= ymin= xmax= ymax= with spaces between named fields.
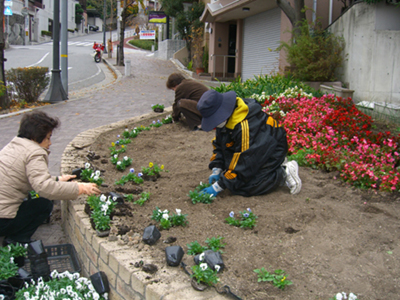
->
xmin=88 ymin=25 xmax=99 ymax=31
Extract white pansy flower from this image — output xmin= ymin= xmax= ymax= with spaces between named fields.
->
xmin=336 ymin=293 xmax=343 ymax=300
xmin=103 ymin=292 xmax=109 ymax=300
xmin=93 ymin=175 xmax=99 ymax=181
xmin=176 ymin=209 xmax=181 ymax=215
xmin=114 ymin=154 xmax=118 ymax=159
xmin=113 ymin=196 xmax=117 ymax=201
xmin=60 ymin=288 xmax=66 ymax=294
xmin=106 ymin=200 xmax=112 ymax=206
xmin=162 ymin=213 xmax=169 ymax=220
xmin=117 ymin=161 xmax=122 ymax=165
xmin=200 ymin=263 xmax=208 ymax=271
xmin=100 ymin=194 xmax=107 ymax=202
xmin=215 ymin=265 xmax=221 ymax=272
xmin=90 ymin=173 xmax=95 ymax=178
xmin=199 ymin=253 xmax=205 ymax=261
xmin=348 ymin=293 xmax=357 ymax=300
xmin=95 ymin=170 xmax=101 ymax=176
xmin=101 ymin=204 xmax=108 ymax=213
xmin=10 ymin=257 xmax=14 ymax=263
xmin=342 ymin=292 xmax=347 ymax=299
xmin=124 ymin=156 xmax=129 ymax=161
xmin=93 ymin=293 xmax=100 ymax=300
xmin=85 ymin=163 xmax=90 ymax=169
xmin=163 ymin=209 xmax=168 ymax=214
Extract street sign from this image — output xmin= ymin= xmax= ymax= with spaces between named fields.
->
xmin=5 ymin=1 xmax=12 ymax=7
xmin=21 ymin=7 xmax=28 ymax=16
xmin=4 ymin=7 xmax=12 ymax=16
xmin=140 ymin=30 xmax=156 ymax=40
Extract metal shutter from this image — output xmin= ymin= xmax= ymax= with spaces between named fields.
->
xmin=242 ymin=8 xmax=281 ymax=80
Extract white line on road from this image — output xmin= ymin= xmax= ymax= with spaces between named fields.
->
xmin=69 ymin=63 xmax=101 ymax=85
xmin=25 ymin=52 xmax=50 ymax=67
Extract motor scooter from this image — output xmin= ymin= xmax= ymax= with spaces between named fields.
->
xmin=93 ymin=42 xmax=105 ymax=63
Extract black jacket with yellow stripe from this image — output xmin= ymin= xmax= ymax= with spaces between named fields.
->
xmin=209 ymin=97 xmax=287 ymax=196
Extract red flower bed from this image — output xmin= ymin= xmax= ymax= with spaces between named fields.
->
xmin=262 ymin=94 xmax=400 ymax=192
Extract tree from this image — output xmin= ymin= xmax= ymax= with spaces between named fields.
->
xmin=75 ymin=3 xmax=84 ymax=25
xmin=160 ymin=0 xmax=204 ymax=63
xmin=117 ymin=0 xmax=144 ymax=66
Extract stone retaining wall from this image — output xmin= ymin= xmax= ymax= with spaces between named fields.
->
xmin=60 ymin=110 xmax=225 ymax=300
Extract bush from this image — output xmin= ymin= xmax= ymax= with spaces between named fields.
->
xmin=213 ymin=74 xmax=322 ymax=99
xmin=279 ymin=19 xmax=345 ymax=82
xmin=41 ymin=30 xmax=52 ymax=37
xmin=6 ymin=67 xmax=50 ymax=103
xmin=128 ymin=39 xmax=158 ymax=51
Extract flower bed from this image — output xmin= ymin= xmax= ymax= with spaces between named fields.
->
xmin=59 ymin=107 xmax=400 ymax=300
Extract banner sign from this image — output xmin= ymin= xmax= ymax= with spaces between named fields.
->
xmin=140 ymin=30 xmax=156 ymax=40
xmin=148 ymin=11 xmax=167 ymax=24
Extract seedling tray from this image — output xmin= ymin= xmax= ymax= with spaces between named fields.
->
xmin=24 ymin=244 xmax=81 ymax=274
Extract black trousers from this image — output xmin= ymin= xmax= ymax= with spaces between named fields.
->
xmin=0 ymin=197 xmax=53 ymax=242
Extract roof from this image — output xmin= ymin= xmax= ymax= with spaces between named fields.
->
xmin=200 ymin=0 xmax=277 ymax=23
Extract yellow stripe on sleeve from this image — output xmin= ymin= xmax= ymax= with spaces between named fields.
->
xmin=228 ymin=152 xmax=240 ymax=170
xmin=241 ymin=120 xmax=249 ymax=152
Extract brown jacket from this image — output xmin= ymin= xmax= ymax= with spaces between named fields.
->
xmin=173 ymin=79 xmax=209 ymax=121
xmin=0 ymin=137 xmax=79 ymax=218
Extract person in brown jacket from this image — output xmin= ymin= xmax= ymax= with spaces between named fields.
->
xmin=0 ymin=111 xmax=101 ymax=246
xmin=166 ymin=72 xmax=209 ymax=131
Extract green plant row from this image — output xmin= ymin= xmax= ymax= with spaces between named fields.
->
xmin=128 ymin=39 xmax=158 ymax=51
xmin=213 ymin=74 xmax=322 ymax=100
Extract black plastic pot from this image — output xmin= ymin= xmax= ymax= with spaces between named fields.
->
xmin=14 ymin=256 xmax=25 ymax=268
xmin=71 ymin=168 xmax=83 ymax=179
xmin=107 ymin=192 xmax=124 ymax=204
xmin=0 ymin=280 xmax=15 ymax=300
xmin=194 ymin=250 xmax=224 ymax=272
xmin=165 ymin=246 xmax=184 ymax=267
xmin=142 ymin=225 xmax=161 ymax=245
xmin=90 ymin=271 xmax=110 ymax=294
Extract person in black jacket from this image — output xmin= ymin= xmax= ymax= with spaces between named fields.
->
xmin=197 ymin=90 xmax=301 ymax=197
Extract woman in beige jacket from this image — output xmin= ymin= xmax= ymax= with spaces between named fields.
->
xmin=0 ymin=111 xmax=100 ymax=246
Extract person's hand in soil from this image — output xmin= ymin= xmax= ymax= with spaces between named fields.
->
xmin=78 ymin=183 xmax=101 ymax=195
xmin=200 ymin=182 xmax=223 ymax=197
xmin=58 ymin=175 xmax=77 ymax=182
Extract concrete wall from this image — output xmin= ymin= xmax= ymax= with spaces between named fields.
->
xmin=157 ymin=39 xmax=186 ymax=61
xmin=330 ymin=2 xmax=400 ymax=105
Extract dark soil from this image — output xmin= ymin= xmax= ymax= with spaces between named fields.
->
xmin=75 ymin=112 xmax=400 ymax=300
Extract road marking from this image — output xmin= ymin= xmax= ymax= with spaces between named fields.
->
xmin=69 ymin=63 xmax=101 ymax=85
xmin=25 ymin=52 xmax=50 ymax=67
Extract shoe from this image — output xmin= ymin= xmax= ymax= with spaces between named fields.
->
xmin=192 ymin=126 xmax=202 ymax=131
xmin=285 ymin=160 xmax=302 ymax=194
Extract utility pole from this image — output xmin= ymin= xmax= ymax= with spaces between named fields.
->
xmin=61 ymin=0 xmax=68 ymax=94
xmin=24 ymin=0 xmax=29 ymax=45
xmin=103 ymin=0 xmax=107 ymax=53
xmin=44 ymin=0 xmax=67 ymax=103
